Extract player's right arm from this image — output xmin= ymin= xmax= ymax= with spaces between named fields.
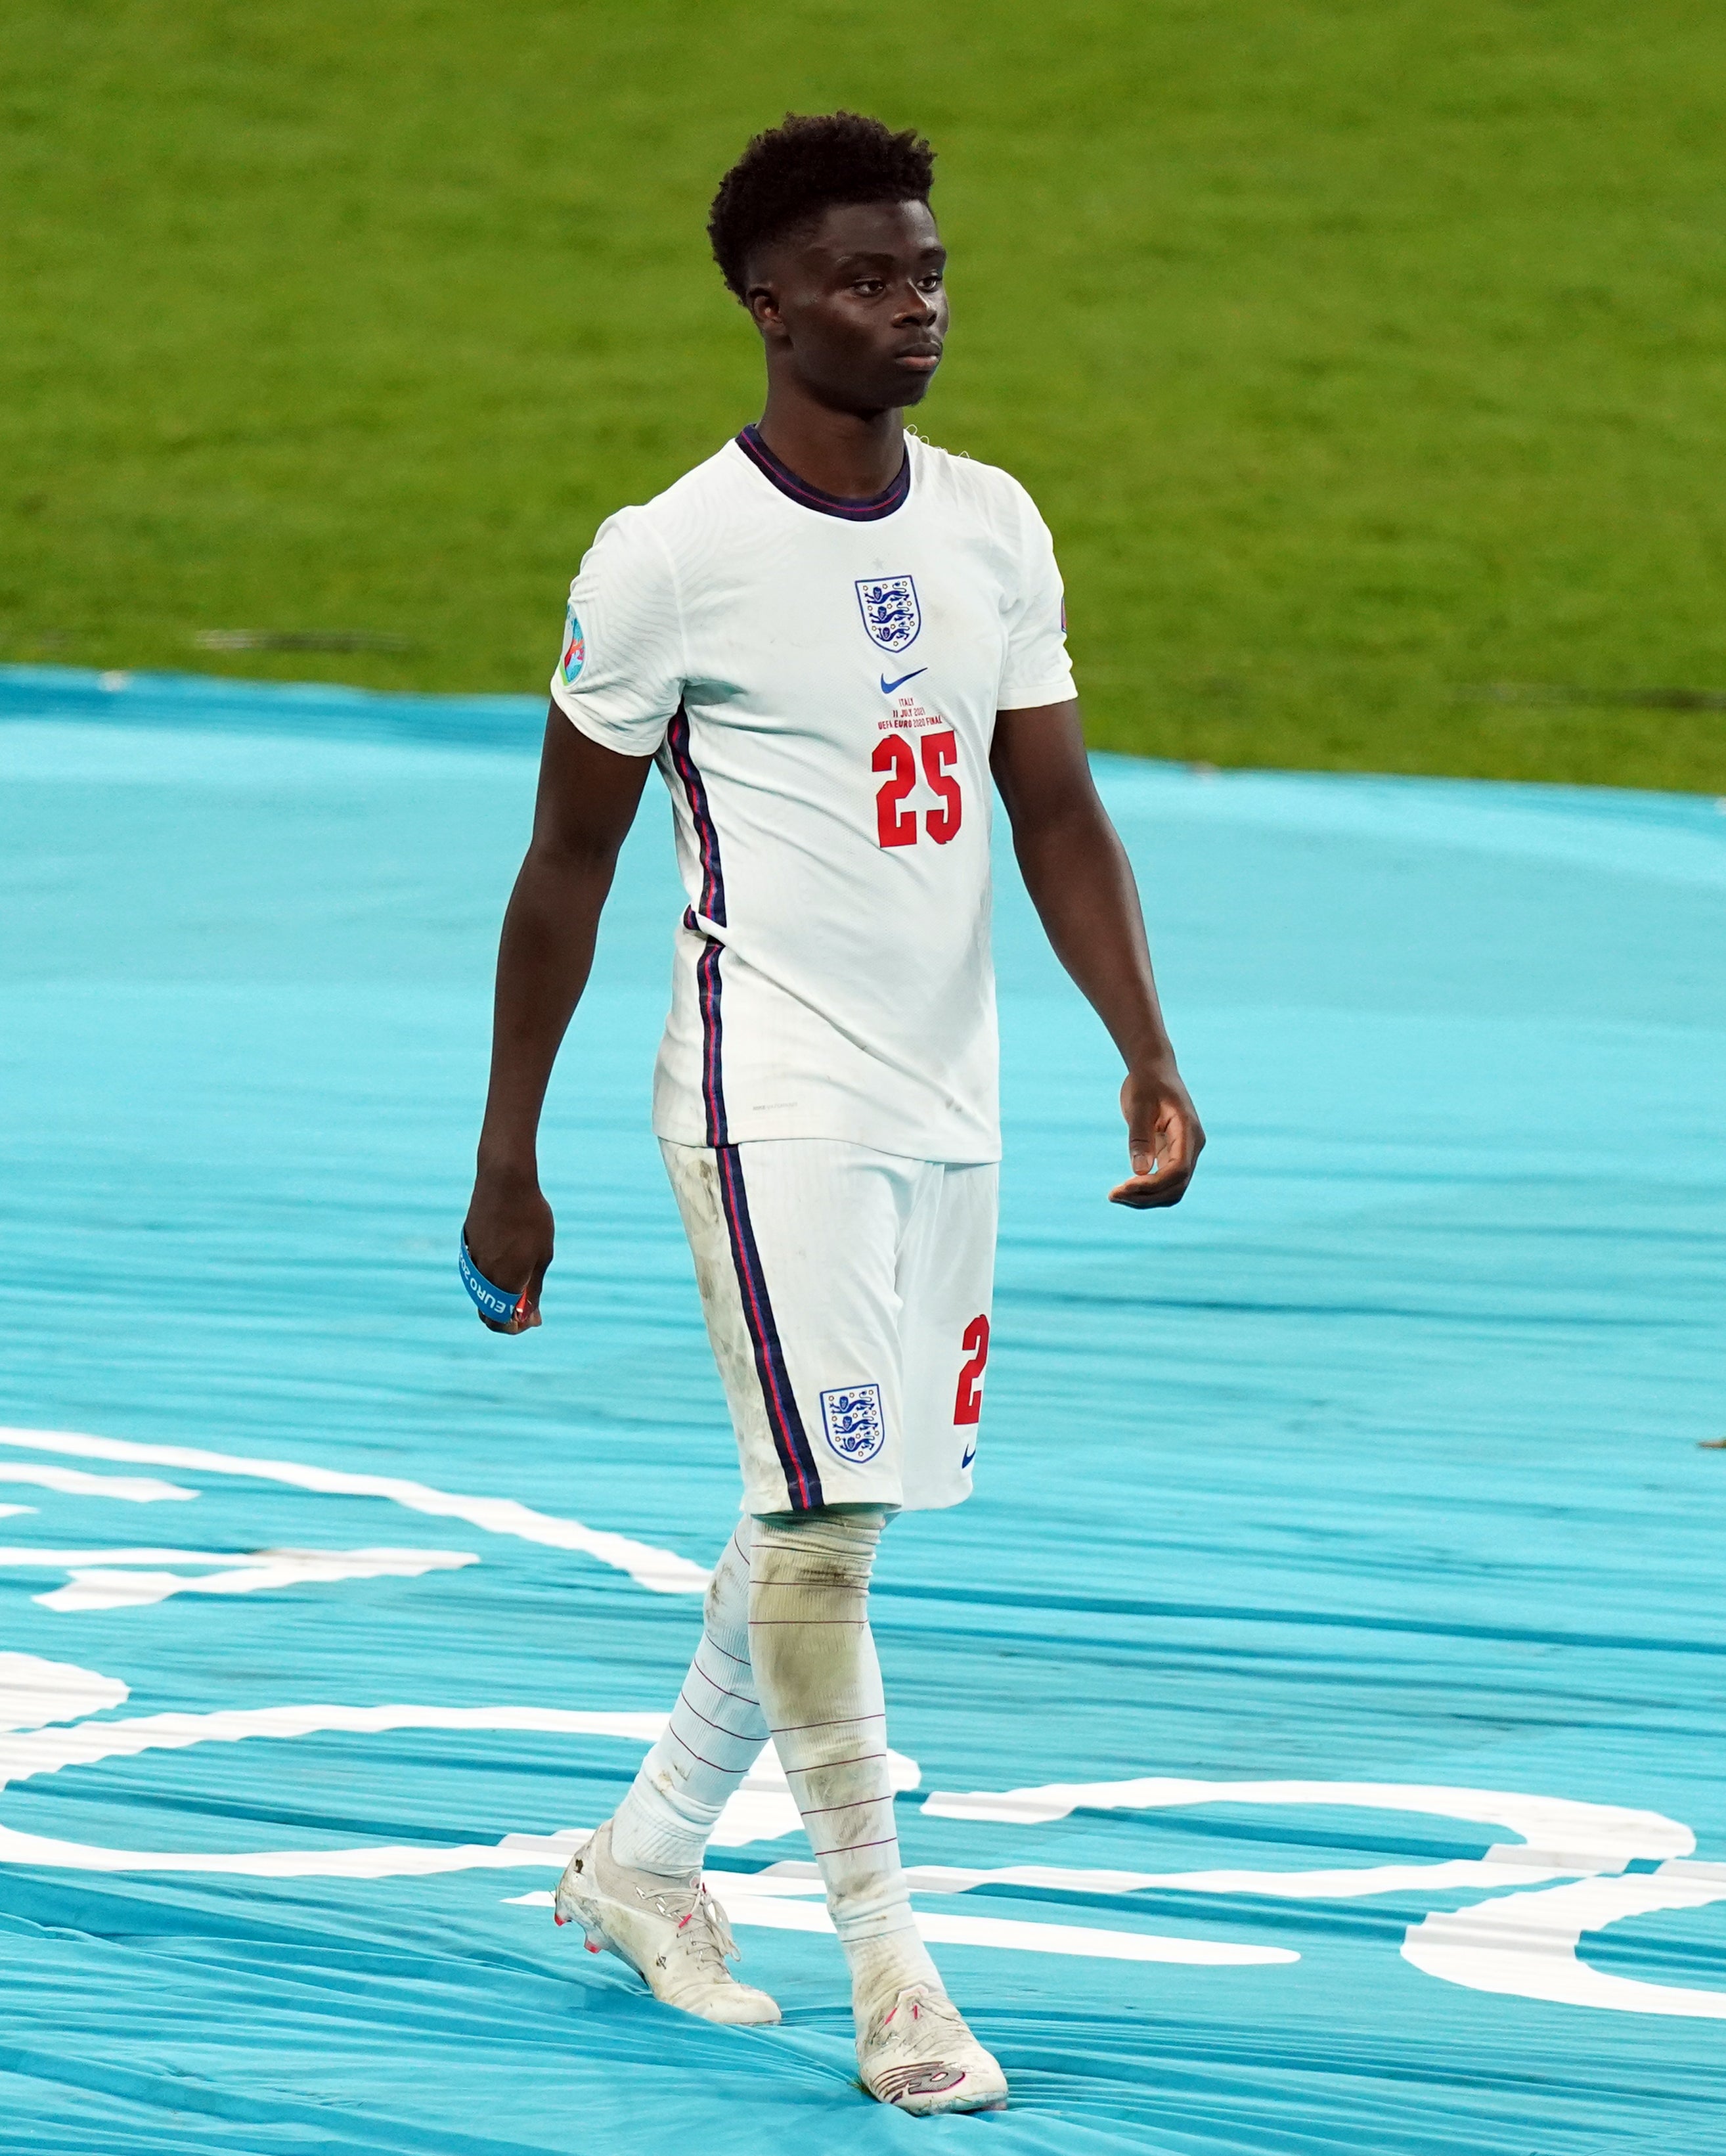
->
xmin=462 ymin=707 xmax=653 ymax=1333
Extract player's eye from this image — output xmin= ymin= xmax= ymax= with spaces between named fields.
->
xmin=852 ymin=279 xmax=885 ymax=296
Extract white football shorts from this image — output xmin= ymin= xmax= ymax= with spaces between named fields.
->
xmin=661 ymin=1137 xmax=997 ymax=1516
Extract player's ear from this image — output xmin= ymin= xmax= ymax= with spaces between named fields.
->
xmin=745 ymin=281 xmax=786 ymax=339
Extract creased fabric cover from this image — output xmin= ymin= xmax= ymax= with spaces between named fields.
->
xmin=0 ymin=665 xmax=1721 ymax=2155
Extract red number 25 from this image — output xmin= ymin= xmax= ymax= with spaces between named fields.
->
xmin=874 ymin=729 xmax=962 ymax=849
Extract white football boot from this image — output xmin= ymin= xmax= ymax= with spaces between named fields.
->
xmin=857 ymin=1984 xmax=1008 ymax=2114
xmin=552 ymin=1820 xmax=781 ymax=2026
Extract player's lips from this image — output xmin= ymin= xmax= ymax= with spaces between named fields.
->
xmin=895 ymin=342 xmax=943 ymax=371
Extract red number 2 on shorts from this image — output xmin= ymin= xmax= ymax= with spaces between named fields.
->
xmin=874 ymin=730 xmax=962 ymax=849
xmin=954 ymin=1313 xmax=990 ymax=1425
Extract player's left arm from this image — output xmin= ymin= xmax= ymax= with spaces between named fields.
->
xmin=990 ymin=700 xmax=1205 ymax=1208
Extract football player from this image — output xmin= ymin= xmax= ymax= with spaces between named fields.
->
xmin=463 ymin=111 xmax=1204 ymax=2115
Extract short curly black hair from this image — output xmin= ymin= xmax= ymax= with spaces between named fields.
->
xmin=708 ymin=111 xmax=935 ymax=301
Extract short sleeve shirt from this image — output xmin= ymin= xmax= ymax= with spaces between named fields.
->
xmin=550 ymin=428 xmax=1075 ymax=1163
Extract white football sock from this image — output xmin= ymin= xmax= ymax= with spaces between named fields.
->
xmin=747 ymin=1508 xmax=944 ymax=2019
xmin=610 ymin=1519 xmax=769 ymax=1877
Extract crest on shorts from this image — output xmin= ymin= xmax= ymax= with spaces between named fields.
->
xmin=855 ymin=575 xmax=920 ymax=654
xmin=558 ymin=600 xmax=585 ymax=686
xmin=820 ymin=1383 xmax=886 ymax=1465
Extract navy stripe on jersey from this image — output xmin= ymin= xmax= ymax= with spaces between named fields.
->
xmin=665 ymin=704 xmax=730 ymax=1144
xmin=696 ymin=938 xmax=728 ymax=1147
xmin=715 ymin=1144 xmax=824 ymax=1510
xmin=736 ymin=425 xmax=910 ymax=523
xmin=666 ymin=705 xmax=726 ymax=924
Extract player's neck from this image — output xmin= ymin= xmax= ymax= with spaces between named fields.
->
xmin=753 ymin=392 xmax=906 ymax=502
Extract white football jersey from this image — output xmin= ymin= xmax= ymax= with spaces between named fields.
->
xmin=549 ymin=427 xmax=1075 ymax=1163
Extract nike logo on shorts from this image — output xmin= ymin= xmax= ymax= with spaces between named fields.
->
xmin=960 ymin=1443 xmax=977 ymax=1470
xmin=880 ymin=667 xmax=927 ymax=694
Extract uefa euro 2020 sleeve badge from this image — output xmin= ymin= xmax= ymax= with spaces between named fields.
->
xmin=855 ymin=575 xmax=920 ymax=654
xmin=559 ymin=602 xmax=585 ymax=686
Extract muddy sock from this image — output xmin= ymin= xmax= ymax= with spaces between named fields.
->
xmin=611 ymin=1518 xmax=768 ymax=1876
xmin=747 ymin=1506 xmax=944 ymax=2018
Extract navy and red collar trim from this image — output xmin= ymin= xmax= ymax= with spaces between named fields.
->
xmin=735 ymin=424 xmax=910 ymax=521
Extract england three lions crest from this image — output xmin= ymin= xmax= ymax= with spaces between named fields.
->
xmin=819 ymin=1383 xmax=886 ymax=1464
xmin=855 ymin=575 xmax=921 ymax=654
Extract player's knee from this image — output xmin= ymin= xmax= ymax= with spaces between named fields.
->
xmin=751 ymin=1504 xmax=888 ymax=1592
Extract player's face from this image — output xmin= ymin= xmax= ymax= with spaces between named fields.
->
xmin=748 ymin=200 xmax=948 ymax=413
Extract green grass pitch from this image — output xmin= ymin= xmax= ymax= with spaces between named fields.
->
xmin=3 ymin=1 xmax=1724 ymax=790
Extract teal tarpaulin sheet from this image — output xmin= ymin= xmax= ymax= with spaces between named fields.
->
xmin=1 ymin=663 xmax=1723 ymax=2154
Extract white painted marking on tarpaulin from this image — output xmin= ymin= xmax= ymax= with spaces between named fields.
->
xmin=501 ymin=1885 xmax=1296 ymax=1966
xmin=1405 ymin=1870 xmax=1726 ymax=2017
xmin=733 ymin=1896 xmax=1296 ymax=1965
xmin=0 ymin=1703 xmax=663 ymax=1875
xmin=0 ymin=1652 xmax=128 ymax=1732
xmin=924 ymin=1772 xmax=1724 ymax=2017
xmin=2 ymin=1695 xmax=1720 ymax=2007
xmin=0 ymin=1464 xmax=196 ymax=1502
xmin=0 ymin=1819 xmax=584 ymax=1882
xmin=749 ymin=1854 xmax=1585 ymax=1901
xmin=0 ymin=1710 xmax=910 ymax=1863
xmin=923 ymin=1774 xmax=1692 ymax=1872
xmin=0 ymin=1701 xmax=664 ymax=1794
xmin=0 ymin=1699 xmax=1287 ymax=1965
xmin=0 ymin=1544 xmax=476 ymax=1611
xmin=0 ymin=1426 xmax=708 ymax=1595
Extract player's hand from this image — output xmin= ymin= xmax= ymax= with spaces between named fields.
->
xmin=1109 ymin=1064 xmax=1205 ymax=1209
xmin=462 ymin=1168 xmax=554 ymax=1332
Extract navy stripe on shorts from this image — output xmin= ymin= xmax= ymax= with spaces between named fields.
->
xmin=715 ymin=1144 xmax=824 ymax=1510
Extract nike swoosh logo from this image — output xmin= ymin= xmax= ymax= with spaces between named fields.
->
xmin=960 ymin=1443 xmax=977 ymax=1470
xmin=881 ymin=667 xmax=927 ymax=694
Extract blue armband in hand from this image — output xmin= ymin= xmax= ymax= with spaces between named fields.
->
xmin=459 ymin=1236 xmax=531 ymax=1327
